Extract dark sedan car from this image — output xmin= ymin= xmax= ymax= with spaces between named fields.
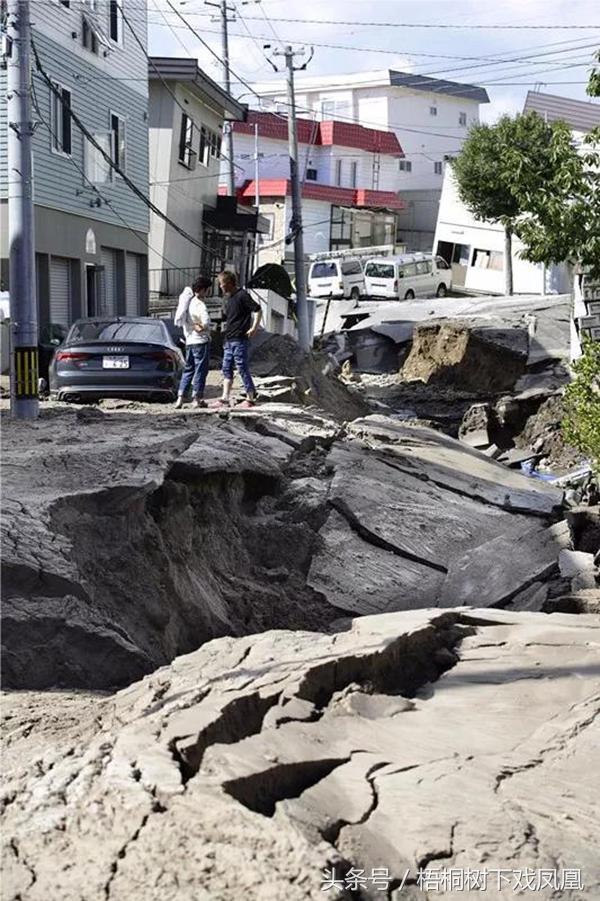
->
xmin=49 ymin=317 xmax=184 ymax=402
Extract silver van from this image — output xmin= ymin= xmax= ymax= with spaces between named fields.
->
xmin=308 ymin=258 xmax=365 ymax=300
xmin=364 ymin=253 xmax=452 ymax=300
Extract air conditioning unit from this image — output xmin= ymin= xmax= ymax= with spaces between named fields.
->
xmin=188 ymin=148 xmax=198 ymax=172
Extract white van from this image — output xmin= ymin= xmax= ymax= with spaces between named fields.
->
xmin=364 ymin=253 xmax=452 ymax=300
xmin=308 ymin=258 xmax=365 ymax=300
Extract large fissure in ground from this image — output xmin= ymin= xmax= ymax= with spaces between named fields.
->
xmin=2 ymin=441 xmax=348 ymax=691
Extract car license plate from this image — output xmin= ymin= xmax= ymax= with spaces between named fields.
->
xmin=103 ymin=355 xmax=129 ymax=369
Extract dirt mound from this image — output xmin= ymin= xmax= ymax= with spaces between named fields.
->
xmin=515 ymin=395 xmax=585 ymax=472
xmin=401 ymin=321 xmax=528 ymax=394
xmin=250 ymin=334 xmax=368 ymax=421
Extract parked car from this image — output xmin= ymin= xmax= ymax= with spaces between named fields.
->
xmin=364 ymin=253 xmax=452 ymax=300
xmin=49 ymin=317 xmax=184 ymax=402
xmin=308 ymin=257 xmax=365 ymax=300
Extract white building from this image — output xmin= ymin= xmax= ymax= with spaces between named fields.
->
xmin=227 ymin=111 xmax=404 ymax=265
xmin=251 ymin=69 xmax=489 ymax=250
xmin=433 ymin=91 xmax=600 ymax=296
xmin=148 ymin=58 xmax=266 ymax=299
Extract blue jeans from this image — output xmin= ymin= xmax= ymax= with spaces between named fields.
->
xmin=178 ymin=342 xmax=210 ymax=397
xmin=222 ymin=338 xmax=255 ymax=395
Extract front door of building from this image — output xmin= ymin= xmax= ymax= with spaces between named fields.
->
xmin=85 ymin=265 xmax=104 ymax=317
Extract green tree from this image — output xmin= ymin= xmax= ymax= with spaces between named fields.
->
xmin=451 ymin=112 xmax=582 ymax=294
xmin=514 ymin=50 xmax=600 ymax=280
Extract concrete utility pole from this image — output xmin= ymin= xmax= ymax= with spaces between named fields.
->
xmin=6 ymin=0 xmax=39 ymax=419
xmin=254 ymin=122 xmax=260 ymax=269
xmin=206 ymin=0 xmax=235 ymax=195
xmin=272 ymin=45 xmax=313 ymax=351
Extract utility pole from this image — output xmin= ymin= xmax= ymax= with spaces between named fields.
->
xmin=206 ymin=0 xmax=235 ymax=195
xmin=254 ymin=122 xmax=260 ymax=269
xmin=6 ymin=0 xmax=39 ymax=419
xmin=272 ymin=45 xmax=313 ymax=351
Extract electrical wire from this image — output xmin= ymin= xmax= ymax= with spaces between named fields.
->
xmin=151 ymin=9 xmax=600 ymax=30
xmin=160 ymin=5 xmax=598 ymax=133
xmin=148 ymin=12 xmax=599 ymax=86
xmin=30 ymin=79 xmax=185 ymax=271
xmin=31 ymin=38 xmax=219 ymax=256
xmin=116 ymin=0 xmax=245 ymax=176
xmin=146 ymin=18 xmax=600 ymax=64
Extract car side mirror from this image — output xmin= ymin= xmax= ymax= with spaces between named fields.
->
xmin=398 ymin=271 xmax=405 ymax=278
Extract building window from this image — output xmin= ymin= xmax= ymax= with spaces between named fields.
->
xmin=459 ymin=111 xmax=467 ymax=126
xmin=350 ymin=161 xmax=357 ymax=188
xmin=306 ymin=168 xmax=317 ymax=181
xmin=51 ymin=83 xmax=72 ymax=156
xmin=472 ymin=249 xmax=504 ymax=271
xmin=259 ymin=213 xmax=275 ymax=244
xmin=434 ymin=161 xmax=443 ymax=175
xmin=399 ymin=159 xmax=412 ymax=172
xmin=210 ymin=130 xmax=221 ymax=158
xmin=110 ymin=112 xmax=126 ymax=173
xmin=59 ymin=1 xmax=70 ymax=7
xmin=430 ymin=106 xmax=438 ymax=116
xmin=178 ymin=113 xmax=196 ymax=169
xmin=335 ymin=159 xmax=343 ymax=186
xmin=321 ymin=100 xmax=335 ymax=119
xmin=82 ymin=15 xmax=99 ymax=53
xmin=84 ymin=132 xmax=112 ymax=183
xmin=199 ymin=126 xmax=209 ymax=166
xmin=109 ymin=0 xmax=123 ymax=44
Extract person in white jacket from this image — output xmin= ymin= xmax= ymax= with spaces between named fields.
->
xmin=173 ymin=276 xmax=212 ymax=408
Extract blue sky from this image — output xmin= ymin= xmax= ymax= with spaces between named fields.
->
xmin=148 ymin=0 xmax=600 ymax=120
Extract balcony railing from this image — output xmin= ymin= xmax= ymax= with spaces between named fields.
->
xmin=148 ymin=267 xmax=205 ymax=299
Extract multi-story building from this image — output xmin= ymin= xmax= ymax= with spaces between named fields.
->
xmin=433 ymin=91 xmax=599 ymax=296
xmin=148 ymin=57 xmax=266 ymax=301
xmin=228 ymin=110 xmax=404 ymax=265
xmin=0 ymin=0 xmax=150 ymax=330
xmin=251 ymin=70 xmax=489 ymax=250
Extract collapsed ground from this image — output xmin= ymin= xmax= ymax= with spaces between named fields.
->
xmin=3 ymin=398 xmax=593 ymax=691
xmin=2 ymin=314 xmax=599 ymax=900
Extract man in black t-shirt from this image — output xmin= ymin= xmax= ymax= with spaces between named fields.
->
xmin=212 ymin=270 xmax=262 ymax=408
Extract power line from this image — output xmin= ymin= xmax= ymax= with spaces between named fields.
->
xmin=147 ymin=18 xmax=598 ymax=63
xmin=30 ymin=80 xmax=184 ymax=271
xmin=158 ymin=4 xmax=599 ymax=140
xmin=117 ymin=0 xmax=245 ymax=179
xmin=151 ymin=10 xmax=600 ymax=30
xmin=31 ymin=39 xmax=218 ymax=256
xmin=150 ymin=11 xmax=597 ymax=102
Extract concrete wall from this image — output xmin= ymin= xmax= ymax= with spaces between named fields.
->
xmin=148 ymin=81 xmax=224 ymax=276
xmin=251 ymin=288 xmax=296 ymax=338
xmin=396 ymin=188 xmax=441 ymax=251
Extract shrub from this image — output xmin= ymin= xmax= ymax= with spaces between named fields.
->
xmin=562 ymin=338 xmax=600 ymax=473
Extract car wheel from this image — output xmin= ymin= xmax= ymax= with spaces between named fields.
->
xmin=350 ymin=287 xmax=360 ymax=301
xmin=436 ymin=283 xmax=448 ymax=298
xmin=404 ymin=290 xmax=415 ymax=300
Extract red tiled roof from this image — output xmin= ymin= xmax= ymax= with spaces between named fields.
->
xmin=235 ymin=179 xmax=405 ymax=210
xmin=233 ymin=110 xmax=403 ymax=156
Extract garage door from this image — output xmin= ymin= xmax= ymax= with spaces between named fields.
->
xmin=49 ymin=257 xmax=71 ymax=327
xmin=125 ymin=254 xmax=140 ymax=316
xmin=101 ymin=248 xmax=117 ymax=316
